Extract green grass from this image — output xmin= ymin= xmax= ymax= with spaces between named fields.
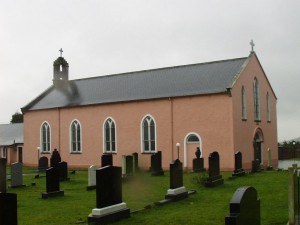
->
xmin=7 ymin=168 xmax=288 ymax=225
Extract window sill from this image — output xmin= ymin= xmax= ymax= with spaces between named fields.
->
xmin=242 ymin=118 xmax=247 ymax=121
xmin=70 ymin=152 xmax=82 ymax=154
xmin=141 ymin=151 xmax=157 ymax=154
xmin=103 ymin=152 xmax=117 ymax=155
xmin=267 ymin=120 xmax=271 ymax=123
xmin=41 ymin=152 xmax=50 ymax=154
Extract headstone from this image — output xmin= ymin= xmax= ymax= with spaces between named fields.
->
xmin=87 ymin=165 xmax=97 ymax=191
xmin=266 ymin=148 xmax=273 ymax=170
xmin=125 ymin=156 xmax=133 ymax=175
xmin=225 ymin=186 xmax=260 ymax=225
xmin=88 ymin=166 xmax=130 ymax=224
xmin=38 ymin=156 xmax=49 ymax=172
xmin=101 ymin=154 xmax=113 ymax=167
xmin=11 ymin=162 xmax=25 ymax=188
xmin=251 ymin=159 xmax=261 ymax=173
xmin=0 ymin=192 xmax=18 ymax=225
xmin=193 ymin=147 xmax=205 ymax=172
xmin=204 ymin=151 xmax=224 ymax=187
xmin=42 ymin=167 xmax=64 ymax=199
xmin=58 ymin=161 xmax=70 ymax=181
xmin=232 ymin=151 xmax=246 ymax=177
xmin=151 ymin=151 xmax=164 ymax=176
xmin=132 ymin=152 xmax=139 ymax=172
xmin=50 ymin=149 xmax=61 ymax=168
xmin=166 ymin=159 xmax=188 ymax=200
xmin=0 ymin=158 xmax=7 ymax=193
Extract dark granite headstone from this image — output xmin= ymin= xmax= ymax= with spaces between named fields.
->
xmin=88 ymin=166 xmax=130 ymax=224
xmin=132 ymin=152 xmax=139 ymax=172
xmin=204 ymin=151 xmax=224 ymax=187
xmin=42 ymin=167 xmax=64 ymax=198
xmin=38 ymin=156 xmax=49 ymax=172
xmin=252 ymin=159 xmax=261 ymax=173
xmin=125 ymin=156 xmax=133 ymax=175
xmin=0 ymin=192 xmax=17 ymax=225
xmin=11 ymin=162 xmax=25 ymax=188
xmin=50 ymin=149 xmax=61 ymax=168
xmin=151 ymin=151 xmax=164 ymax=176
xmin=101 ymin=154 xmax=113 ymax=167
xmin=193 ymin=147 xmax=205 ymax=172
xmin=170 ymin=159 xmax=183 ymax=189
xmin=232 ymin=151 xmax=246 ymax=177
xmin=58 ymin=161 xmax=70 ymax=181
xmin=225 ymin=186 xmax=260 ymax=225
xmin=0 ymin=158 xmax=7 ymax=193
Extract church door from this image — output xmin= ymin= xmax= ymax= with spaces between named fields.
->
xmin=184 ymin=133 xmax=201 ymax=169
xmin=253 ymin=131 xmax=263 ymax=163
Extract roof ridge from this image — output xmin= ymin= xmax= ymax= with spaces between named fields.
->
xmin=72 ymin=56 xmax=248 ymax=82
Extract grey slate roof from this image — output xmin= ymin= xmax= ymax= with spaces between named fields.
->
xmin=22 ymin=56 xmax=249 ymax=111
xmin=0 ymin=123 xmax=24 ymax=146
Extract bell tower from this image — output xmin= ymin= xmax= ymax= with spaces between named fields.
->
xmin=53 ymin=48 xmax=69 ymax=85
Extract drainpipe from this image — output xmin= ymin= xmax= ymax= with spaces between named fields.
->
xmin=170 ymin=97 xmax=174 ymax=161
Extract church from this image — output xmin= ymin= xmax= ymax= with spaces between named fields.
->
xmin=21 ymin=47 xmax=278 ymax=171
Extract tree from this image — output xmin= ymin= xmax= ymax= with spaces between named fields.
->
xmin=10 ymin=111 xmax=23 ymax=123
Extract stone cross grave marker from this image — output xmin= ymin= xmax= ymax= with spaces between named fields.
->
xmin=11 ymin=162 xmax=25 ymax=188
xmin=204 ymin=151 xmax=224 ymax=187
xmin=193 ymin=147 xmax=205 ymax=172
xmin=225 ymin=186 xmax=260 ymax=225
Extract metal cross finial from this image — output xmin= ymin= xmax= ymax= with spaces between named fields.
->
xmin=250 ymin=40 xmax=255 ymax=52
xmin=59 ymin=48 xmax=63 ymax=57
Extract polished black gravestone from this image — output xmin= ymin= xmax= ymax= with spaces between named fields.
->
xmin=193 ymin=147 xmax=205 ymax=172
xmin=42 ymin=167 xmax=64 ymax=199
xmin=232 ymin=151 xmax=246 ymax=177
xmin=50 ymin=149 xmax=61 ymax=168
xmin=11 ymin=162 xmax=26 ymax=188
xmin=88 ymin=166 xmax=130 ymax=225
xmin=205 ymin=151 xmax=224 ymax=187
xmin=225 ymin=186 xmax=260 ymax=225
xmin=0 ymin=159 xmax=7 ymax=193
xmin=132 ymin=152 xmax=139 ymax=172
xmin=101 ymin=154 xmax=113 ymax=167
xmin=0 ymin=192 xmax=18 ymax=225
xmin=151 ymin=151 xmax=164 ymax=176
xmin=38 ymin=156 xmax=49 ymax=172
xmin=58 ymin=161 xmax=70 ymax=181
xmin=251 ymin=159 xmax=261 ymax=173
xmin=126 ymin=155 xmax=133 ymax=175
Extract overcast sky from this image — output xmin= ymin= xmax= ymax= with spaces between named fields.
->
xmin=0 ymin=0 xmax=299 ymax=142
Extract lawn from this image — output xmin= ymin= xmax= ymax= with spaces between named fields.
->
xmin=6 ymin=167 xmax=288 ymax=225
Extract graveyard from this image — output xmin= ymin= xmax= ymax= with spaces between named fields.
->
xmin=2 ymin=166 xmax=289 ymax=225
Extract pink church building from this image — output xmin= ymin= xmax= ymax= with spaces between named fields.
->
xmin=21 ymin=50 xmax=278 ymax=171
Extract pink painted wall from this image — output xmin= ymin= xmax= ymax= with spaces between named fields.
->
xmin=231 ymin=54 xmax=278 ymax=170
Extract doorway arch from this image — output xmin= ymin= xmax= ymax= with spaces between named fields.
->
xmin=253 ymin=128 xmax=264 ymax=163
xmin=184 ymin=132 xmax=202 ymax=168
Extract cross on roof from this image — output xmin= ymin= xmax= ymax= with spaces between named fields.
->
xmin=250 ymin=40 xmax=255 ymax=52
xmin=59 ymin=48 xmax=63 ymax=57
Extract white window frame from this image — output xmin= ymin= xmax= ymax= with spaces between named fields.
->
xmin=40 ymin=121 xmax=51 ymax=153
xmin=241 ymin=86 xmax=247 ymax=120
xmin=253 ymin=78 xmax=260 ymax=121
xmin=70 ymin=119 xmax=82 ymax=153
xmin=141 ymin=115 xmax=157 ymax=153
xmin=103 ymin=117 xmax=117 ymax=153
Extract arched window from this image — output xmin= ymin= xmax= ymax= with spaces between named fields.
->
xmin=253 ymin=78 xmax=260 ymax=121
xmin=104 ymin=118 xmax=116 ymax=153
xmin=267 ymin=92 xmax=271 ymax=122
xmin=241 ymin=86 xmax=247 ymax=120
xmin=41 ymin=122 xmax=51 ymax=152
xmin=70 ymin=120 xmax=81 ymax=152
xmin=142 ymin=115 xmax=156 ymax=153
xmin=187 ymin=134 xmax=200 ymax=143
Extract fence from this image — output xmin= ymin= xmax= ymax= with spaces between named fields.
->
xmin=278 ymin=147 xmax=300 ymax=160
